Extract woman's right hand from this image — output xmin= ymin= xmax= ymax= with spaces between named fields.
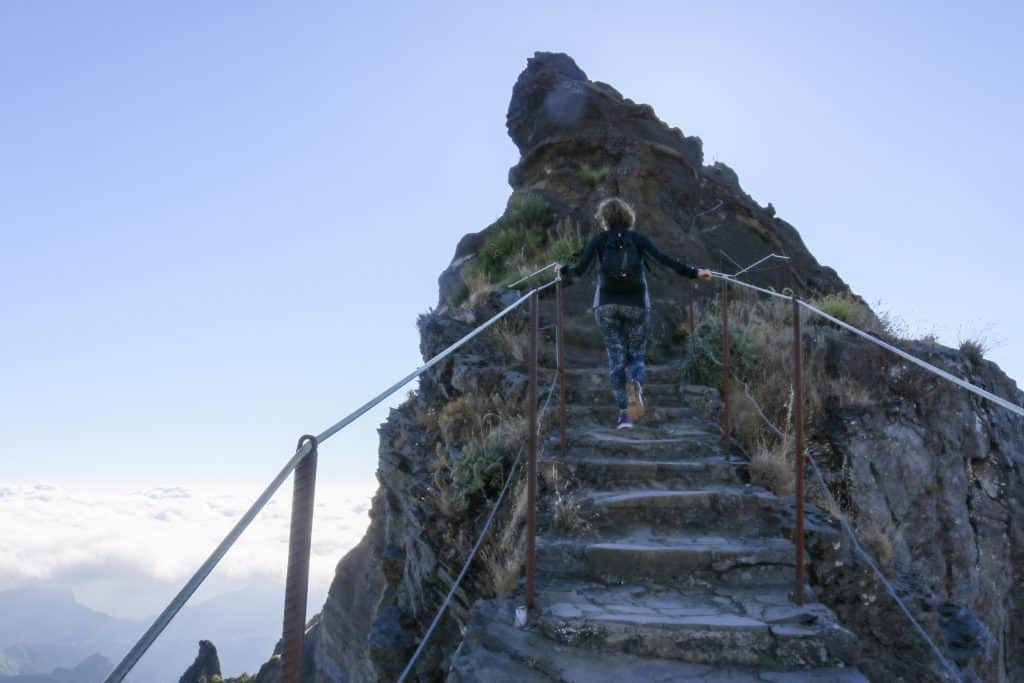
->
xmin=697 ymin=268 xmax=712 ymax=282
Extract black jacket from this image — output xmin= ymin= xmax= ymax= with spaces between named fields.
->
xmin=565 ymin=229 xmax=697 ymax=308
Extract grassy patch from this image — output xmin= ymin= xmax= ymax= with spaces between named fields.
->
xmin=435 ymin=394 xmax=527 ymax=515
xmin=545 ymin=217 xmax=585 ymax=265
xmin=461 ymin=197 xmax=589 ymax=301
xmin=809 ymin=292 xmax=880 ymax=333
xmin=578 ymin=163 xmax=610 ymax=186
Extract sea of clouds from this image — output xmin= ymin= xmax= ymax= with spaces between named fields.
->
xmin=0 ymin=478 xmax=376 ymax=619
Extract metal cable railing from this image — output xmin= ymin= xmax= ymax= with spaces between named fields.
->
xmin=698 ymin=267 xmax=1024 ymax=683
xmin=397 ymin=364 xmax=560 ymax=681
xmin=691 ymin=329 xmax=961 ymax=680
xmin=711 ymin=271 xmax=1024 ymax=418
xmin=105 ymin=273 xmax=565 ymax=683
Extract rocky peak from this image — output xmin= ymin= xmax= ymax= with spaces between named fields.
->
xmin=179 ymin=640 xmax=221 ymax=683
xmin=506 ymin=52 xmax=703 ymax=170
xmin=186 ymin=52 xmax=1024 ymax=683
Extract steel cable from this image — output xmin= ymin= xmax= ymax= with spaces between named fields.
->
xmin=105 ymin=278 xmax=560 ymax=683
xmin=396 ymin=367 xmax=560 ymax=682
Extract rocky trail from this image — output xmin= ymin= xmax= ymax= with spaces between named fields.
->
xmin=448 ymin=361 xmax=867 ymax=682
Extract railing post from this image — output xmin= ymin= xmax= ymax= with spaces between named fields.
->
xmin=556 ymin=278 xmax=567 ymax=458
xmin=526 ymin=291 xmax=539 ymax=612
xmin=281 ymin=435 xmax=318 ymax=683
xmin=721 ymin=280 xmax=731 ymax=436
xmin=791 ymin=296 xmax=806 ymax=605
xmin=688 ymin=297 xmax=696 ymax=339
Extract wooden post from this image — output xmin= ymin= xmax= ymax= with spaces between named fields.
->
xmin=281 ymin=436 xmax=318 ymax=683
xmin=721 ymin=281 xmax=730 ymax=436
xmin=556 ymin=279 xmax=567 ymax=457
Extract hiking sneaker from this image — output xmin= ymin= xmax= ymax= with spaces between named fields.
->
xmin=626 ymin=380 xmax=645 ymax=421
xmin=616 ymin=410 xmax=634 ymax=430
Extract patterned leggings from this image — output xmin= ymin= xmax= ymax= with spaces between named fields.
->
xmin=594 ymin=304 xmax=651 ymax=409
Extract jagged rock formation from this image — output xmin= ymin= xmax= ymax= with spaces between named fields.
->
xmin=192 ymin=52 xmax=1024 ymax=682
xmin=180 ymin=640 xmax=221 ymax=683
xmin=802 ymin=333 xmax=1024 ymax=682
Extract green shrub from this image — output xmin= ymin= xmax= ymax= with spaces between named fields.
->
xmin=545 ymin=218 xmax=585 ymax=265
xmin=463 ymin=196 xmax=557 ymax=290
xmin=578 ymin=163 xmax=610 ymax=186
xmin=460 ymin=196 xmax=595 ymax=298
xmin=448 ymin=416 xmax=527 ymax=513
xmin=809 ymin=292 xmax=878 ymax=332
xmin=473 ymin=222 xmax=545 ymax=281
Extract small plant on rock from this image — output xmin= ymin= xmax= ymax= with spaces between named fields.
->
xmin=578 ymin=163 xmax=610 ymax=186
xmin=809 ymin=291 xmax=881 ymax=334
xmin=959 ymin=335 xmax=991 ymax=364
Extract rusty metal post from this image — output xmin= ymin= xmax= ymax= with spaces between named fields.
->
xmin=556 ymin=278 xmax=567 ymax=458
xmin=525 ymin=291 xmax=539 ymax=612
xmin=792 ymin=296 xmax=806 ymax=605
xmin=721 ymin=281 xmax=731 ymax=436
xmin=281 ymin=435 xmax=318 ymax=683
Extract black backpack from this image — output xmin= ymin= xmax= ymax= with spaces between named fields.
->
xmin=599 ymin=231 xmax=644 ymax=292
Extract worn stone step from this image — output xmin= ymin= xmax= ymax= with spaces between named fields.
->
xmin=533 ymin=581 xmax=859 ymax=670
xmin=551 ymin=426 xmax=728 ymax=461
xmin=566 ymin=380 xmax=683 ymax=405
xmin=537 ymin=533 xmax=797 ymax=588
xmin=449 ymin=597 xmax=867 ymax=682
xmin=539 ymin=454 xmax=747 ymax=490
xmin=570 ymin=486 xmax=786 ymax=536
xmin=566 ymin=404 xmax=702 ymax=427
xmin=560 ymin=363 xmax=688 ymax=385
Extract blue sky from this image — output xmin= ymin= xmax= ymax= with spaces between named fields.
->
xmin=2 ymin=0 xmax=1022 ymax=607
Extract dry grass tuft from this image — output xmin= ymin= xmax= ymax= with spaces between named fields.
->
xmin=858 ymin=528 xmax=894 ymax=569
xmin=480 ymin=476 xmax=528 ymax=597
xmin=749 ymin=437 xmax=795 ymax=496
xmin=544 ymin=467 xmax=591 ymax=534
xmin=958 ymin=336 xmax=991 ymax=364
xmin=489 ymin=316 xmax=529 ymax=365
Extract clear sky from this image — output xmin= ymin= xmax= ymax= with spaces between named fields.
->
xmin=2 ymin=0 xmax=1022 ymax=632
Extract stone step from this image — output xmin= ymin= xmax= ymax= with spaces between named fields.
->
xmin=533 ymin=581 xmax=859 ymax=670
xmin=537 ymin=533 xmax=798 ymax=589
xmin=566 ymin=403 xmax=702 ymax=427
xmin=560 ymin=363 xmax=688 ymax=385
xmin=539 ymin=454 xmax=747 ymax=490
xmin=566 ymin=380 xmax=683 ymax=405
xmin=449 ymin=597 xmax=868 ymax=682
xmin=550 ymin=426 xmax=729 ymax=461
xmin=569 ymin=486 xmax=786 ymax=536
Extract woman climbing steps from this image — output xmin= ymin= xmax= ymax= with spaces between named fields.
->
xmin=558 ymin=197 xmax=712 ymax=429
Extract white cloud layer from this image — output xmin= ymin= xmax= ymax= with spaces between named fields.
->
xmin=0 ymin=478 xmax=376 ymax=618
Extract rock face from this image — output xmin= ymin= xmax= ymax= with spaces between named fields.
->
xmin=200 ymin=52 xmax=1024 ymax=683
xmin=805 ymin=336 xmax=1024 ymax=682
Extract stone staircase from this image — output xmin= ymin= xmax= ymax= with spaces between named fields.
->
xmin=448 ymin=363 xmax=867 ymax=682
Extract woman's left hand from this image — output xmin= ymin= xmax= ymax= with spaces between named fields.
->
xmin=697 ymin=268 xmax=712 ymax=282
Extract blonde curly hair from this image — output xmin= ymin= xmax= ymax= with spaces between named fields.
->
xmin=595 ymin=197 xmax=636 ymax=231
